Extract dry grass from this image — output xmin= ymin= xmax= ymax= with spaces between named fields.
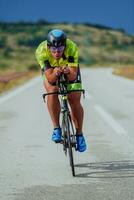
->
xmin=112 ymin=65 xmax=134 ymax=80
xmin=0 ymin=71 xmax=40 ymax=94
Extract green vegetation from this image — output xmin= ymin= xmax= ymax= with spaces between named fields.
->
xmin=0 ymin=21 xmax=134 ymax=93
xmin=0 ymin=21 xmax=134 ymax=70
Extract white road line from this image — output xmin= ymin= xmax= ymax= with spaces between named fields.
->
xmin=94 ymin=104 xmax=127 ymax=135
xmin=0 ymin=77 xmax=40 ymax=105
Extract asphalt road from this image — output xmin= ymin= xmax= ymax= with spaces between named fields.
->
xmin=0 ymin=68 xmax=134 ymax=200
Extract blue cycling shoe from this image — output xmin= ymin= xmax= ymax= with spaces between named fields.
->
xmin=76 ymin=134 xmax=87 ymax=152
xmin=52 ymin=127 xmax=62 ymax=143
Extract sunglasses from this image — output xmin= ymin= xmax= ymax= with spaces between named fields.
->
xmin=49 ymin=46 xmax=65 ymax=52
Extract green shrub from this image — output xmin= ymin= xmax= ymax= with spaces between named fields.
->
xmin=17 ymin=34 xmax=47 ymax=47
xmin=28 ymin=63 xmax=39 ymax=71
xmin=3 ymin=47 xmax=13 ymax=57
xmin=0 ymin=36 xmax=7 ymax=48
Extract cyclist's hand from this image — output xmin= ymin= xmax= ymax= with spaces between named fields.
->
xmin=62 ymin=66 xmax=70 ymax=75
xmin=54 ymin=67 xmax=62 ymax=77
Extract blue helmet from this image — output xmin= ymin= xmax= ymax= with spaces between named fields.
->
xmin=47 ymin=29 xmax=67 ymax=47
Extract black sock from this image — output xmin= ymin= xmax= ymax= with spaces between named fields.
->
xmin=54 ymin=127 xmax=61 ymax=130
xmin=76 ymin=133 xmax=83 ymax=137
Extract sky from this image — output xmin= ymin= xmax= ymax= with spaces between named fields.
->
xmin=0 ymin=0 xmax=134 ymax=35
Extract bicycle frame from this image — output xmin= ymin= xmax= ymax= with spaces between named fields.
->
xmin=42 ymin=73 xmax=85 ymax=176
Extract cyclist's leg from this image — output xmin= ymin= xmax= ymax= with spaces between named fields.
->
xmin=70 ymin=111 xmax=78 ymax=131
xmin=68 ymin=92 xmax=87 ymax=152
xmin=68 ymin=92 xmax=84 ymax=134
xmin=44 ymin=79 xmax=60 ymax=128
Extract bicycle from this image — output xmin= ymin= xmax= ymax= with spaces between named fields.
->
xmin=42 ymin=74 xmax=85 ymax=176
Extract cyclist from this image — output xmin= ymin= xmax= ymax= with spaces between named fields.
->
xmin=35 ymin=29 xmax=86 ymax=152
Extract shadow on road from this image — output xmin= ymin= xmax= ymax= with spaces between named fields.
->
xmin=75 ymin=160 xmax=134 ymax=179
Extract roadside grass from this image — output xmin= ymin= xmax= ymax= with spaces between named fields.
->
xmin=0 ymin=50 xmax=40 ymax=94
xmin=112 ymin=65 xmax=134 ymax=80
xmin=0 ymin=70 xmax=40 ymax=94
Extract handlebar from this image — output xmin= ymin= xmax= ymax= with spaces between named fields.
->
xmin=42 ymin=89 xmax=85 ymax=102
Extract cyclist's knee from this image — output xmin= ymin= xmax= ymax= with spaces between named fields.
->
xmin=68 ymin=93 xmax=81 ymax=107
xmin=68 ymin=92 xmax=81 ymax=103
xmin=44 ymin=79 xmax=58 ymax=92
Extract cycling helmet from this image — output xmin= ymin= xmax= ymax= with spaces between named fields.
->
xmin=47 ymin=29 xmax=67 ymax=47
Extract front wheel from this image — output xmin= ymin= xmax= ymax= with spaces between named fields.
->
xmin=64 ymin=112 xmax=75 ymax=176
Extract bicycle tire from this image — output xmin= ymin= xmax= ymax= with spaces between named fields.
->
xmin=64 ymin=112 xmax=75 ymax=177
xmin=61 ymin=116 xmax=67 ymax=156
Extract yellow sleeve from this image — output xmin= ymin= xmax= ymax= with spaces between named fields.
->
xmin=68 ymin=49 xmax=78 ymax=67
xmin=35 ymin=41 xmax=48 ymax=69
xmin=66 ymin=39 xmax=79 ymax=67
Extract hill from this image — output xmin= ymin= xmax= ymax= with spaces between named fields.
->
xmin=0 ymin=21 xmax=134 ymax=93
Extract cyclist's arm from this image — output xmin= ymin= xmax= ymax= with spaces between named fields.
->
xmin=62 ymin=66 xmax=77 ymax=81
xmin=45 ymin=66 xmax=77 ymax=83
xmin=44 ymin=67 xmax=62 ymax=83
xmin=65 ymin=40 xmax=79 ymax=81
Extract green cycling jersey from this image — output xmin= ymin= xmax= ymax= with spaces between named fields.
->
xmin=35 ymin=39 xmax=82 ymax=91
xmin=35 ymin=39 xmax=79 ymax=69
